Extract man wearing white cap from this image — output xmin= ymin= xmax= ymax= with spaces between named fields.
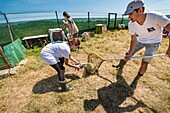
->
xmin=113 ymin=0 xmax=170 ymax=90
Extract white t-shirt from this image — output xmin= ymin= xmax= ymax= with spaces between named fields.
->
xmin=40 ymin=41 xmax=70 ymax=65
xmin=128 ymin=12 xmax=170 ymax=43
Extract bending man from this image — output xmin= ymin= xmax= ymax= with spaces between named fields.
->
xmin=113 ymin=0 xmax=170 ymax=90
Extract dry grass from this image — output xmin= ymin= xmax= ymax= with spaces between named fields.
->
xmin=0 ymin=30 xmax=170 ymax=113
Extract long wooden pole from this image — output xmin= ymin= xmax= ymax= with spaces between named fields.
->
xmin=55 ymin=11 xmax=60 ymax=28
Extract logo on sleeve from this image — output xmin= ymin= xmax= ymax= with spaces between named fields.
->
xmin=147 ymin=27 xmax=155 ymax=32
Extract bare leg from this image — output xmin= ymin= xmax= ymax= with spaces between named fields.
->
xmin=130 ymin=60 xmax=148 ymax=89
xmin=139 ymin=60 xmax=148 ymax=74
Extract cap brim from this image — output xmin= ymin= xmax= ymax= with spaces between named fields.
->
xmin=123 ymin=10 xmax=133 ymax=15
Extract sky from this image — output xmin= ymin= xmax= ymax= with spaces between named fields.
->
xmin=0 ymin=0 xmax=170 ymax=15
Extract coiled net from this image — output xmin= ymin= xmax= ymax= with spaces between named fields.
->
xmin=84 ymin=52 xmax=104 ymax=75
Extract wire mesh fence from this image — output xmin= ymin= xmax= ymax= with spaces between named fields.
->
xmin=1 ymin=11 xmax=170 ymax=45
xmin=0 ymin=12 xmax=12 ymax=45
xmin=1 ymin=11 xmax=124 ymax=45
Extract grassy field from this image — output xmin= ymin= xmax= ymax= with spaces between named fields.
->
xmin=0 ymin=17 xmax=127 ymax=44
xmin=0 ymin=30 xmax=170 ymax=113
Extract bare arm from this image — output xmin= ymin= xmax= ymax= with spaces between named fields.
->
xmin=59 ymin=25 xmax=68 ymax=33
xmin=69 ymin=54 xmax=79 ymax=63
xmin=125 ymin=34 xmax=138 ymax=60
xmin=59 ymin=21 xmax=68 ymax=33
xmin=64 ymin=55 xmax=80 ymax=69
xmin=164 ymin=23 xmax=170 ymax=57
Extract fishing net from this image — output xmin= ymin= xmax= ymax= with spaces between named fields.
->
xmin=82 ymin=52 xmax=167 ymax=77
xmin=84 ymin=52 xmax=104 ymax=75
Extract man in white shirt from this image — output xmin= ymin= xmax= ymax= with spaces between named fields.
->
xmin=113 ymin=0 xmax=170 ymax=90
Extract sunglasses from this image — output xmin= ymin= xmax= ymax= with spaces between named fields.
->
xmin=75 ymin=44 xmax=79 ymax=46
xmin=75 ymin=44 xmax=80 ymax=49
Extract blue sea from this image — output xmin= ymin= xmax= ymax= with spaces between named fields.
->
xmin=0 ymin=11 xmax=112 ymax=23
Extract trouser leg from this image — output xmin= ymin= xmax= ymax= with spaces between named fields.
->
xmin=57 ymin=58 xmax=65 ymax=81
xmin=58 ymin=69 xmax=73 ymax=91
xmin=50 ymin=59 xmax=71 ymax=91
xmin=58 ymin=69 xmax=68 ymax=91
xmin=50 ymin=63 xmax=65 ymax=81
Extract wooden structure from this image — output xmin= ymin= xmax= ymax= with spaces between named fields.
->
xmin=48 ymin=28 xmax=67 ymax=41
xmin=22 ymin=34 xmax=49 ymax=48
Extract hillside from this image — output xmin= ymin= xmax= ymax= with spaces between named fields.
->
xmin=0 ymin=30 xmax=170 ymax=113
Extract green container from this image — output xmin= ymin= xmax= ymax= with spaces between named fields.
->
xmin=0 ymin=55 xmax=6 ymax=68
xmin=3 ymin=39 xmax=26 ymax=67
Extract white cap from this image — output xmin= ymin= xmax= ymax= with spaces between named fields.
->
xmin=124 ymin=0 xmax=144 ymax=15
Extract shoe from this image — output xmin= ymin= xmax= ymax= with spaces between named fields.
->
xmin=112 ymin=59 xmax=126 ymax=69
xmin=63 ymin=87 xmax=73 ymax=92
xmin=59 ymin=82 xmax=74 ymax=92
xmin=58 ymin=85 xmax=73 ymax=92
xmin=127 ymin=89 xmax=134 ymax=97
xmin=130 ymin=80 xmax=138 ymax=90
xmin=112 ymin=64 xmax=120 ymax=69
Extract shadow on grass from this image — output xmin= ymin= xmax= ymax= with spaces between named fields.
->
xmin=32 ymin=73 xmax=80 ymax=94
xmin=0 ymin=74 xmax=13 ymax=80
xmin=83 ymin=69 xmax=157 ymax=113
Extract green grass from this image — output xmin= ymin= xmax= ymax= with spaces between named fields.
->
xmin=0 ymin=24 xmax=12 ymax=44
xmin=0 ymin=17 xmax=130 ymax=45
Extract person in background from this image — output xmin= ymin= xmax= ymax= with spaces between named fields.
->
xmin=113 ymin=0 xmax=170 ymax=90
xmin=60 ymin=11 xmax=79 ymax=38
xmin=40 ymin=35 xmax=81 ymax=92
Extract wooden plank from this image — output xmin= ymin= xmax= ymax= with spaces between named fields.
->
xmin=22 ymin=34 xmax=49 ymax=48
xmin=22 ymin=34 xmax=48 ymax=40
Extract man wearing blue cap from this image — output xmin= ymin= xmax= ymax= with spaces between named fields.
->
xmin=113 ymin=0 xmax=170 ymax=90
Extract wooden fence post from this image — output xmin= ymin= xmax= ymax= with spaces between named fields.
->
xmin=2 ymin=12 xmax=14 ymax=42
xmin=0 ymin=46 xmax=12 ymax=69
xmin=55 ymin=11 xmax=60 ymax=28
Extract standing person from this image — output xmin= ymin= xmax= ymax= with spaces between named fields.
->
xmin=60 ymin=11 xmax=79 ymax=38
xmin=40 ymin=35 xmax=81 ymax=92
xmin=113 ymin=0 xmax=170 ymax=90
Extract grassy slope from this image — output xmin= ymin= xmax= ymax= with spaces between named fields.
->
xmin=0 ymin=18 xmax=120 ymax=44
xmin=0 ymin=30 xmax=170 ymax=113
